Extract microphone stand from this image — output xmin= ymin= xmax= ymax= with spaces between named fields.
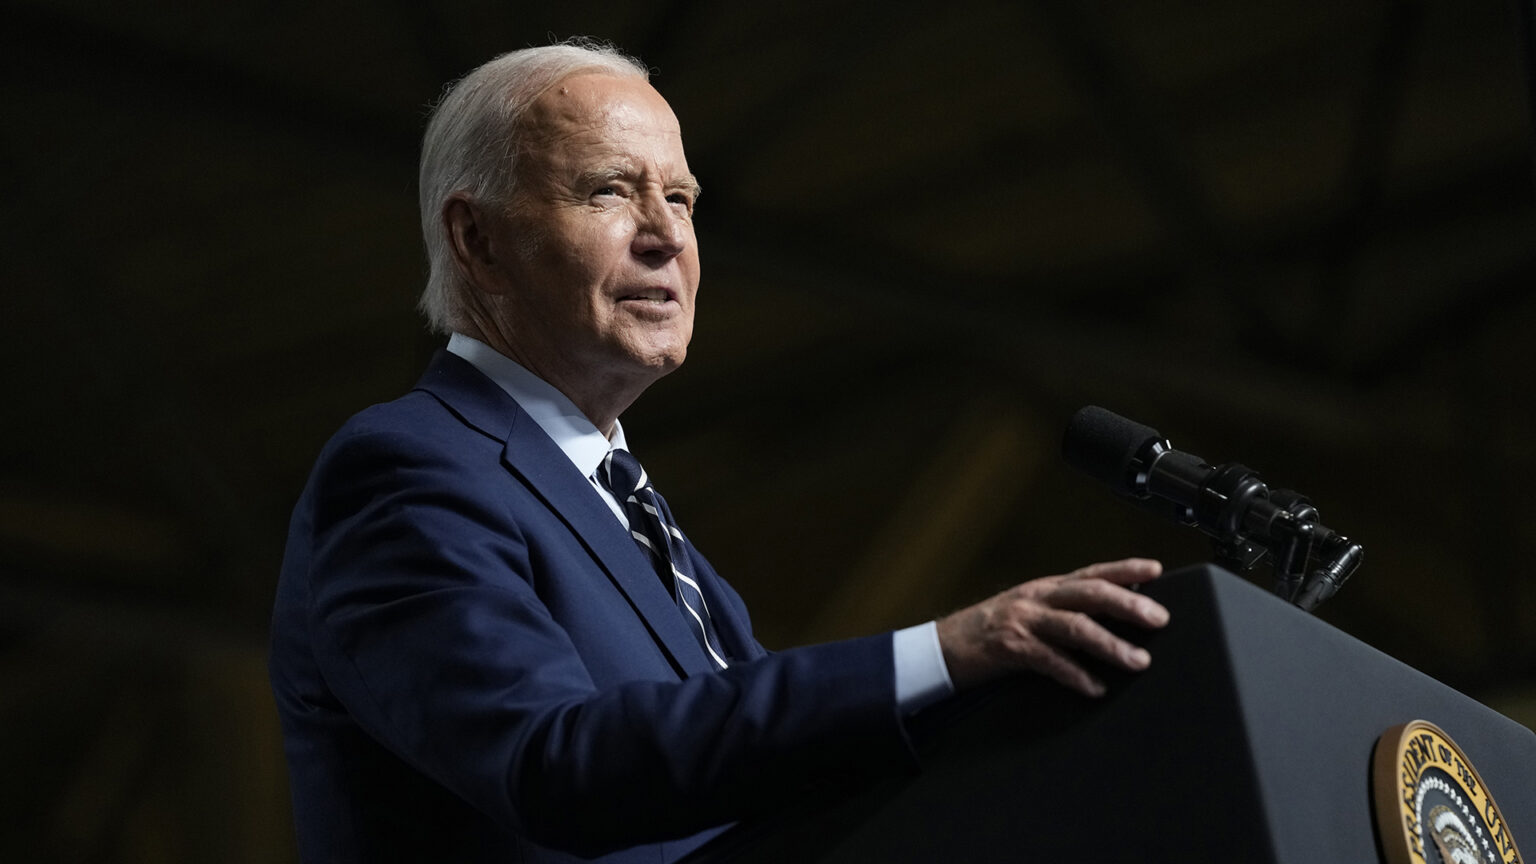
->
xmin=1195 ymin=465 xmax=1364 ymax=611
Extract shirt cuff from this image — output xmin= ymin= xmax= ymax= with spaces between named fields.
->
xmin=893 ymin=621 xmax=954 ymax=714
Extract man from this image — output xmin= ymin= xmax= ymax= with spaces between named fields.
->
xmin=269 ymin=40 xmax=1170 ymax=864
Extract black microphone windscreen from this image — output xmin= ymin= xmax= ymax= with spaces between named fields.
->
xmin=1061 ymin=406 xmax=1163 ymax=494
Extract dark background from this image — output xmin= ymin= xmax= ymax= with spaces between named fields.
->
xmin=3 ymin=1 xmax=1533 ymax=860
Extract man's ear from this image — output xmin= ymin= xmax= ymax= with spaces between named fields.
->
xmin=443 ymin=194 xmax=508 ymax=295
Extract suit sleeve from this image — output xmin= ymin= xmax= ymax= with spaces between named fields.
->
xmin=295 ymin=423 xmax=914 ymax=856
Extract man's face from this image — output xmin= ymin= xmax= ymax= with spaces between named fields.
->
xmin=483 ymin=73 xmax=701 ymax=403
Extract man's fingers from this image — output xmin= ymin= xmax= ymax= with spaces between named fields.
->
xmin=1035 ymin=608 xmax=1152 ymax=673
xmin=1020 ymin=639 xmax=1108 ymax=698
xmin=1045 ymin=576 xmax=1170 ymax=629
xmin=1068 ymin=557 xmax=1163 ymax=585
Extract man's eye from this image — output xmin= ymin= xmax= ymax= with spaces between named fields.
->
xmin=593 ymin=186 xmax=619 ymax=197
xmin=667 ymin=192 xmax=694 ymax=209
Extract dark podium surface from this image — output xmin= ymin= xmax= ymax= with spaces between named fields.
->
xmin=692 ymin=565 xmax=1536 ymax=863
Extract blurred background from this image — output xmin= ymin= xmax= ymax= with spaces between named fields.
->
xmin=3 ymin=0 xmax=1534 ymax=860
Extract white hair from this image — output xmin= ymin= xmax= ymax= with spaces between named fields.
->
xmin=416 ymin=39 xmax=648 ymax=334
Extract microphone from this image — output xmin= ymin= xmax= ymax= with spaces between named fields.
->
xmin=1061 ymin=406 xmax=1362 ymax=611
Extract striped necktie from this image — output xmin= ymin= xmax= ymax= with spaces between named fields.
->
xmin=599 ymin=448 xmax=730 ymax=670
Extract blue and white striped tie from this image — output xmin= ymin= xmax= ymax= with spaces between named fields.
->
xmin=600 ymin=448 xmax=730 ymax=670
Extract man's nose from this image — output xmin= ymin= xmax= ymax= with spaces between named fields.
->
xmin=631 ymin=194 xmax=688 ymax=260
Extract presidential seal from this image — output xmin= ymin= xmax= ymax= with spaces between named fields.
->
xmin=1373 ymin=720 xmax=1523 ymax=864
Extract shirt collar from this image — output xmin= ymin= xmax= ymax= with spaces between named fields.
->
xmin=446 ymin=332 xmax=627 ymax=480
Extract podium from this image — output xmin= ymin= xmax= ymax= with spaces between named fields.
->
xmin=689 ymin=565 xmax=1536 ymax=862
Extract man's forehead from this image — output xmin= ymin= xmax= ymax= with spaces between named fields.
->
xmin=523 ymin=73 xmax=680 ymax=137
xmin=516 ymin=74 xmax=690 ymax=174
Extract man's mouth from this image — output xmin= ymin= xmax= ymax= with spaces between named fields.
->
xmin=619 ymin=288 xmax=675 ymax=304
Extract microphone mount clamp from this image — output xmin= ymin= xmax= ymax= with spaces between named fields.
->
xmin=1126 ymin=434 xmax=1363 ymax=611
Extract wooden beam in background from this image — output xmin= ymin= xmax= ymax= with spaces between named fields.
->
xmin=798 ymin=393 xmax=1045 ymax=643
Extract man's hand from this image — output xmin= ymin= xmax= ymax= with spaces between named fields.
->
xmin=936 ymin=558 xmax=1170 ymax=698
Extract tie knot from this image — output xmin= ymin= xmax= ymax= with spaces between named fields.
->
xmin=601 ymin=448 xmax=647 ymax=497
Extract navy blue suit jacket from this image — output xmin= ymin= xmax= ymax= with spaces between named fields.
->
xmin=269 ymin=350 xmax=911 ymax=862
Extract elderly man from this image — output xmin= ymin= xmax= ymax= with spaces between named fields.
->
xmin=269 ymin=40 xmax=1170 ymax=864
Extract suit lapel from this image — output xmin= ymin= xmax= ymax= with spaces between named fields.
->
xmin=414 ymin=350 xmax=715 ymax=678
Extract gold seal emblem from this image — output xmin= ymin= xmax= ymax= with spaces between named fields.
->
xmin=1373 ymin=720 xmax=1523 ymax=864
